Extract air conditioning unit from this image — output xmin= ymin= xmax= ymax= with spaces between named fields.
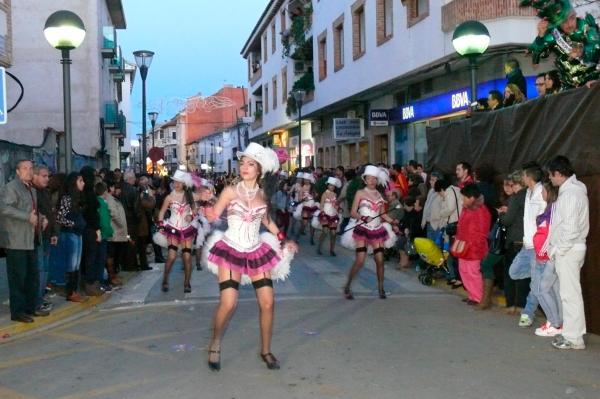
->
xmin=294 ymin=61 xmax=306 ymax=74
xmin=347 ymin=110 xmax=356 ymax=118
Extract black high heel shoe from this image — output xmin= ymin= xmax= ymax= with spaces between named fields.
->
xmin=343 ymin=286 xmax=354 ymax=300
xmin=161 ymin=281 xmax=169 ymax=293
xmin=379 ymin=289 xmax=387 ymax=299
xmin=184 ymin=284 xmax=191 ymax=293
xmin=260 ymin=352 xmax=280 ymax=370
xmin=208 ymin=349 xmax=221 ymax=371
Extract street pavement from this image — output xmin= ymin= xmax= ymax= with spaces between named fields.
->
xmin=0 ymin=238 xmax=598 ymax=399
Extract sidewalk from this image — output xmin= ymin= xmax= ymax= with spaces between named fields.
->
xmin=0 ymin=256 xmax=138 ymax=343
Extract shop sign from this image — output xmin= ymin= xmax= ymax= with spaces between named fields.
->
xmin=333 ymin=118 xmax=364 ymax=141
xmin=369 ymin=109 xmax=389 ymax=126
xmin=389 ymin=77 xmax=538 ymax=124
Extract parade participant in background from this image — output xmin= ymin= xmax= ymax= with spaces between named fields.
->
xmin=316 ymin=176 xmax=342 ymax=256
xmin=191 ymin=175 xmax=213 ymax=271
xmin=271 ymin=180 xmax=291 ymax=235
xmin=155 ymin=170 xmax=197 ymax=293
xmin=521 ymin=0 xmax=599 ymax=89
xmin=342 ymin=165 xmax=397 ymax=300
xmin=294 ymin=172 xmax=318 ymax=245
xmin=202 ymin=142 xmax=297 ymax=371
xmin=289 ymin=171 xmax=304 ymax=239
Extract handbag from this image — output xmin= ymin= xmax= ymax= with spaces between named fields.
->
xmin=450 ymin=239 xmax=470 ymax=258
xmin=488 ymin=219 xmax=507 ymax=255
xmin=444 ymin=187 xmax=460 ymax=237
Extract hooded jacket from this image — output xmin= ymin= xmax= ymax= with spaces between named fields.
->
xmin=548 ymin=175 xmax=589 ymax=258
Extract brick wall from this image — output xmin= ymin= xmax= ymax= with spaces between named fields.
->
xmin=442 ymin=0 xmax=536 ymax=32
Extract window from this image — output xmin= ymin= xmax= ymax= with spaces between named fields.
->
xmin=264 ymin=84 xmax=269 ymax=114
xmin=172 ymin=131 xmax=176 ymax=140
xmin=272 ymin=76 xmax=278 ymax=109
xmin=271 ymin=22 xmax=276 ymax=54
xmin=352 ymin=1 xmax=366 ymax=60
xmin=280 ymin=10 xmax=286 ymax=33
xmin=407 ymin=0 xmax=429 ymax=26
xmin=263 ymin=34 xmax=268 ymax=63
xmin=281 ymin=67 xmax=288 ymax=103
xmin=318 ymin=30 xmax=327 ymax=81
xmin=173 ymin=148 xmax=177 ymax=158
xmin=333 ymin=15 xmax=344 ymax=71
xmin=376 ymin=0 xmax=393 ymax=45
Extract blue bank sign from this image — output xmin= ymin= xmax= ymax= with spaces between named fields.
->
xmin=0 ymin=67 xmax=6 ymax=125
xmin=389 ymin=77 xmax=537 ymax=124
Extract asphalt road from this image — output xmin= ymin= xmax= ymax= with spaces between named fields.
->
xmin=0 ymin=238 xmax=598 ymax=399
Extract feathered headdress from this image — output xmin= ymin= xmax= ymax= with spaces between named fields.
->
xmin=520 ymin=0 xmax=573 ymax=28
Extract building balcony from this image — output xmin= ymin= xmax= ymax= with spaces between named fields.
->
xmin=101 ymin=26 xmax=117 ymax=59
xmin=441 ymin=0 xmax=536 ymax=32
xmin=108 ymin=46 xmax=123 ymax=73
xmin=250 ymin=66 xmax=262 ymax=87
xmin=251 ymin=116 xmax=263 ymax=131
xmin=104 ymin=102 xmax=126 ymax=137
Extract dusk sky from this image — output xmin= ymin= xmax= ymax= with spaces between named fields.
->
xmin=119 ymin=0 xmax=267 ymax=134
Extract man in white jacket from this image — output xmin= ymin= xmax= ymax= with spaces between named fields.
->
xmin=511 ymin=163 xmax=546 ymax=327
xmin=546 ymin=156 xmax=589 ymax=350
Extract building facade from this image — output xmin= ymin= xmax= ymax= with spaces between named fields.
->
xmin=0 ymin=0 xmax=128 ymax=177
xmin=243 ymin=0 xmax=555 ymax=170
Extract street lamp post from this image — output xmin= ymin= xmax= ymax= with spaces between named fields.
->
xmin=133 ymin=50 xmax=155 ymax=173
xmin=44 ymin=10 xmax=86 ymax=173
xmin=148 ymin=111 xmax=158 ymax=174
xmin=452 ymin=20 xmax=490 ymax=104
xmin=292 ymin=90 xmax=306 ymax=170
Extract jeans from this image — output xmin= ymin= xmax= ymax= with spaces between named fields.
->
xmin=57 ymin=232 xmax=83 ymax=272
xmin=6 ymin=249 xmax=39 ymax=317
xmin=531 ymin=260 xmax=562 ymax=328
xmin=36 ymin=239 xmax=51 ymax=307
xmin=509 ymin=247 xmax=539 ymax=318
xmin=426 ymin=224 xmax=442 ymax=248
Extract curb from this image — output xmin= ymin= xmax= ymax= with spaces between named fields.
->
xmin=0 ymin=271 xmax=140 ymax=344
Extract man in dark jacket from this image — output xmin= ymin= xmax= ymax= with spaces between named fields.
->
xmin=32 ymin=165 xmax=57 ymax=313
xmin=0 ymin=160 xmax=48 ymax=322
xmin=121 ymin=171 xmax=140 ymax=271
xmin=505 ymin=58 xmax=528 ymax=98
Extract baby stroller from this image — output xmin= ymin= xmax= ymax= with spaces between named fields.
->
xmin=413 ymin=234 xmax=449 ymax=286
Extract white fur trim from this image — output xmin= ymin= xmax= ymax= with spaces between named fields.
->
xmin=293 ymin=203 xmax=303 ymax=220
xmin=311 ymin=210 xmax=322 ymax=230
xmin=382 ymin=222 xmax=398 ymax=248
xmin=152 ymin=231 xmax=169 ymax=248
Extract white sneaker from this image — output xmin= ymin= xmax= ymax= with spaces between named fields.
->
xmin=535 ymin=321 xmax=563 ymax=337
xmin=518 ymin=314 xmax=533 ymax=328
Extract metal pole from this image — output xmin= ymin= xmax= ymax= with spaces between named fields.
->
xmin=61 ymin=49 xmax=73 ymax=172
xmin=140 ymin=66 xmax=148 ymax=174
xmin=151 ymin=120 xmax=155 ymax=174
xmin=469 ymin=55 xmax=478 ymax=104
xmin=298 ymin=103 xmax=302 ymax=169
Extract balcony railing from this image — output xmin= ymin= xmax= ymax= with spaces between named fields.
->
xmin=101 ymin=26 xmax=116 ymax=59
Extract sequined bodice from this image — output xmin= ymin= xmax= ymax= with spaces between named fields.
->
xmin=167 ymin=200 xmax=193 ymax=229
xmin=358 ymin=196 xmax=384 ymax=228
xmin=224 ymin=199 xmax=267 ymax=249
xmin=323 ymin=195 xmax=337 ymax=216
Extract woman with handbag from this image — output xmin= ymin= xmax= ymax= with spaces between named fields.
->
xmin=452 ymin=184 xmax=492 ymax=305
xmin=436 ymin=179 xmax=463 ymax=288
